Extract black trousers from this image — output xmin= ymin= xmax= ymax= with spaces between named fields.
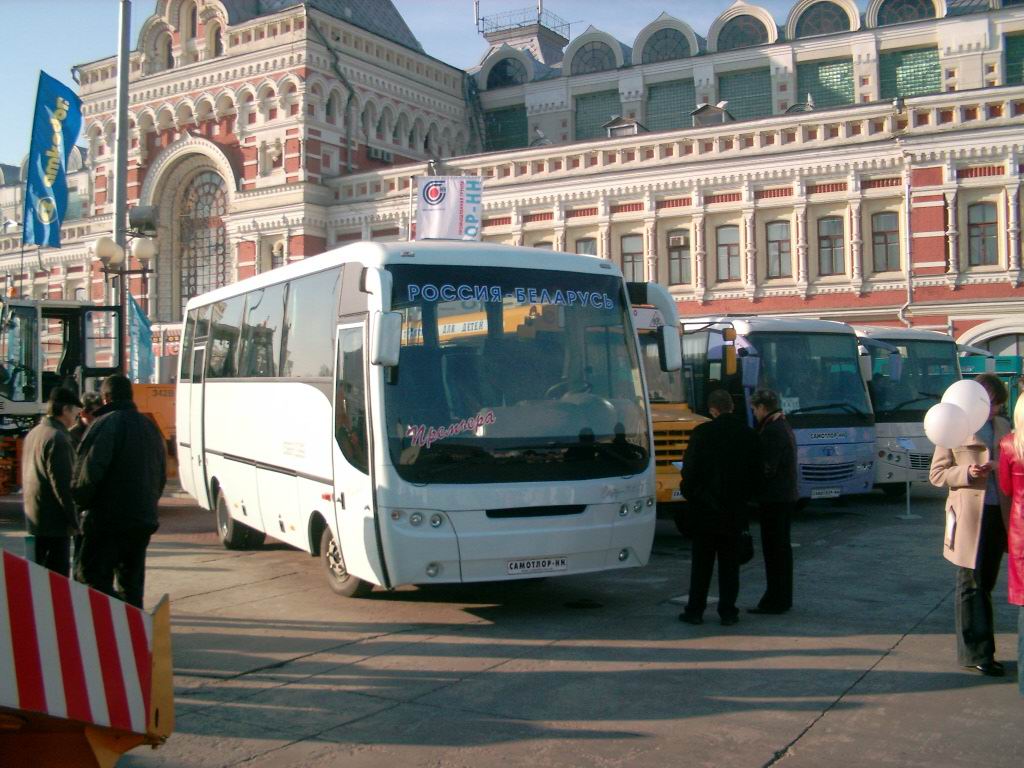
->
xmin=76 ymin=526 xmax=153 ymax=608
xmin=32 ymin=535 xmax=71 ymax=577
xmin=757 ymin=502 xmax=794 ymax=611
xmin=686 ymin=532 xmax=740 ymax=619
xmin=955 ymin=504 xmax=1006 ymax=666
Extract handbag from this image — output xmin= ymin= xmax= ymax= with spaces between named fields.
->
xmin=738 ymin=528 xmax=755 ymax=565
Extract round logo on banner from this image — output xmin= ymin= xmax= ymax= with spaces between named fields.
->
xmin=421 ymin=180 xmax=447 ymax=206
xmin=36 ymin=197 xmax=57 ymax=224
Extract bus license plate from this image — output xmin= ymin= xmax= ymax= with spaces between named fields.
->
xmin=507 ymin=557 xmax=568 ymax=576
xmin=811 ymin=488 xmax=841 ymax=499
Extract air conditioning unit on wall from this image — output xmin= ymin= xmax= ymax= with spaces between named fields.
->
xmin=368 ymin=147 xmax=393 ymax=163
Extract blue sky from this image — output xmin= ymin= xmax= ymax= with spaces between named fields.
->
xmin=0 ymin=0 xmax=842 ymax=165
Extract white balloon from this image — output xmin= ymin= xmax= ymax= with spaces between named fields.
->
xmin=924 ymin=402 xmax=971 ymax=449
xmin=941 ymin=380 xmax=990 ymax=435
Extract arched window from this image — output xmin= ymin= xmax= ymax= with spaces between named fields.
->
xmin=967 ymin=203 xmax=998 ymax=266
xmin=877 ymin=0 xmax=936 ymax=27
xmin=179 ymin=171 xmax=229 ymax=313
xmin=325 ymin=92 xmax=340 ymax=124
xmin=157 ymin=32 xmax=173 ymax=71
xmin=795 ymin=2 xmax=852 ymax=38
xmin=487 ymin=57 xmax=528 ymax=89
xmin=570 ymin=41 xmax=617 ymax=76
xmin=208 ymin=21 xmax=224 ymax=57
xmin=642 ymin=28 xmax=691 ymax=64
xmin=183 ymin=1 xmax=198 ymax=39
xmin=717 ymin=15 xmax=770 ymax=52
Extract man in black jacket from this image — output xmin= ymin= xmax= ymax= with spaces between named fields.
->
xmin=679 ymin=389 xmax=761 ymax=626
xmin=749 ymin=388 xmax=799 ymax=615
xmin=22 ymin=387 xmax=82 ymax=575
xmin=73 ymin=374 xmax=166 ymax=607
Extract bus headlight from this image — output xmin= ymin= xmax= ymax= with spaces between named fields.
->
xmin=429 ymin=513 xmax=444 ymax=528
xmin=858 ymin=461 xmax=873 ymax=472
xmin=646 ymin=497 xmax=655 ymax=507
xmin=409 ymin=512 xmax=424 ymax=526
xmin=390 ymin=510 xmax=403 ymax=521
xmin=426 ymin=562 xmax=441 ymax=577
xmin=618 ymin=548 xmax=629 ymax=561
xmin=619 ymin=504 xmax=629 ymax=517
xmin=632 ymin=500 xmax=643 ymax=514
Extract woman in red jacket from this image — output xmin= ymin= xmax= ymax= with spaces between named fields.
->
xmin=997 ymin=394 xmax=1024 ymax=696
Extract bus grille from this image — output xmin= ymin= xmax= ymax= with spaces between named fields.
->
xmin=909 ymin=453 xmax=931 ymax=470
xmin=654 ymin=428 xmax=689 ymax=466
xmin=800 ymin=462 xmax=856 ymax=483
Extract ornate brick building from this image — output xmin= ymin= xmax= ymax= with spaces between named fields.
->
xmin=3 ymin=0 xmax=1024 ymax=374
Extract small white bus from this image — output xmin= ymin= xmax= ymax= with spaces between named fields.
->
xmin=176 ymin=241 xmax=680 ymax=595
xmin=854 ymin=326 xmax=961 ymax=495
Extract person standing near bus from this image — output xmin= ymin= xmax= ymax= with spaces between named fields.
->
xmin=69 ymin=392 xmax=102 ymax=448
xmin=997 ymin=393 xmax=1024 ymax=695
xmin=21 ymin=387 xmax=82 ymax=576
xmin=749 ymin=388 xmax=798 ymax=615
xmin=73 ymin=374 xmax=166 ymax=608
xmin=930 ymin=373 xmax=1010 ymax=677
xmin=678 ymin=389 xmax=761 ymax=626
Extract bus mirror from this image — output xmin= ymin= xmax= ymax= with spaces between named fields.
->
xmin=741 ymin=356 xmax=760 ymax=390
xmin=370 ymin=311 xmax=402 ymax=367
xmin=657 ymin=325 xmax=682 ymax=373
xmin=724 ymin=345 xmax=737 ymax=376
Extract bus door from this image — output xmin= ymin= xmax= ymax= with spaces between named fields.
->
xmin=331 ymin=323 xmax=387 ymax=585
xmin=188 ymin=346 xmax=211 ymax=508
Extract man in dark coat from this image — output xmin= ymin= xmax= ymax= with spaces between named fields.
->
xmin=679 ymin=389 xmax=761 ymax=626
xmin=749 ymin=388 xmax=799 ymax=615
xmin=22 ymin=387 xmax=82 ymax=575
xmin=73 ymin=374 xmax=166 ymax=607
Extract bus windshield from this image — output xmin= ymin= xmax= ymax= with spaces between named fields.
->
xmin=867 ymin=339 xmax=959 ymax=422
xmin=640 ymin=332 xmax=686 ymax=404
xmin=747 ymin=331 xmax=872 ymax=427
xmin=385 ymin=264 xmax=650 ymax=484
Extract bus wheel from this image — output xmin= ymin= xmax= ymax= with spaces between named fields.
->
xmin=216 ymin=492 xmax=263 ymax=550
xmin=320 ymin=526 xmax=372 ymax=597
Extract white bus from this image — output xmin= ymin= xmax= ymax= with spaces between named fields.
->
xmin=854 ymin=326 xmax=961 ymax=495
xmin=681 ymin=316 xmax=876 ymax=502
xmin=176 ymin=241 xmax=681 ymax=596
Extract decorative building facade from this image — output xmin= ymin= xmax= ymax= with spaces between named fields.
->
xmin=3 ymin=0 xmax=1024 ymax=372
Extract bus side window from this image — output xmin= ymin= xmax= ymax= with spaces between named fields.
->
xmin=180 ymin=310 xmax=196 ymax=381
xmin=335 ymin=327 xmax=369 ymax=474
xmin=206 ymin=296 xmax=244 ymax=378
xmin=282 ymin=267 xmax=341 ymax=378
xmin=239 ymin=283 xmax=286 ymax=377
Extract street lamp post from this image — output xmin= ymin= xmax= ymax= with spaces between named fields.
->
xmin=93 ymin=235 xmax=155 ymax=375
xmin=112 ymin=0 xmax=132 ymax=369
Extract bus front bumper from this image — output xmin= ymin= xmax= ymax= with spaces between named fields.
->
xmin=380 ymin=501 xmax=656 ymax=587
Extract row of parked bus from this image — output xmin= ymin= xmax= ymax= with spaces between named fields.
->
xmin=641 ymin=315 xmax=975 ymax=524
xmin=170 ymin=240 xmax=997 ymax=597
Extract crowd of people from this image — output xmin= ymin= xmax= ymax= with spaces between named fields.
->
xmin=20 ymin=374 xmax=167 ymax=608
xmin=680 ymin=377 xmax=1024 ymax=697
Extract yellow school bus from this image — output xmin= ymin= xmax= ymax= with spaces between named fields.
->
xmin=632 ymin=308 xmax=708 ymax=528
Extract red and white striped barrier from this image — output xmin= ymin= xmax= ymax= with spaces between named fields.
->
xmin=0 ymin=548 xmax=173 ymax=767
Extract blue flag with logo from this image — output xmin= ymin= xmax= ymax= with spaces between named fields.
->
xmin=22 ymin=71 xmax=83 ymax=248
xmin=128 ymin=293 xmax=154 ymax=383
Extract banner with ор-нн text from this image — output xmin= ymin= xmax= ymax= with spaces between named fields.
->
xmin=414 ymin=176 xmax=483 ymax=241
xmin=22 ymin=71 xmax=83 ymax=248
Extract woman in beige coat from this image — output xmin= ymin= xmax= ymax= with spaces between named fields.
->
xmin=930 ymin=373 xmax=1011 ymax=677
